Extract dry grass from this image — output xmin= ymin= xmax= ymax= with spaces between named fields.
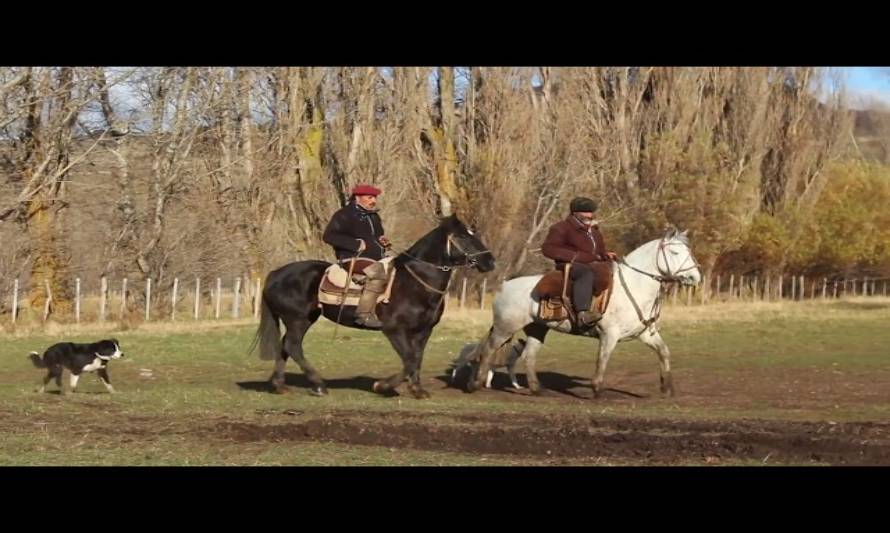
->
xmin=439 ymin=295 xmax=890 ymax=327
xmin=4 ymin=295 xmax=888 ymax=340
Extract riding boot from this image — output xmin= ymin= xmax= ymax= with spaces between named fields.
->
xmin=355 ymin=263 xmax=387 ymax=328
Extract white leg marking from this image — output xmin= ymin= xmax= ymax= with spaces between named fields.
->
xmin=101 ymin=378 xmax=115 ymax=393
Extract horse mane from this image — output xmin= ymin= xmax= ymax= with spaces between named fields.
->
xmin=393 ymin=220 xmax=450 ymax=268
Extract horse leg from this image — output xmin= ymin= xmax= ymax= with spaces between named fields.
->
xmin=592 ymin=329 xmax=620 ymax=399
xmin=520 ymin=323 xmax=549 ymax=395
xmin=270 ymin=350 xmax=288 ymax=393
xmin=506 ymin=356 xmax=521 ymax=390
xmin=638 ymin=329 xmax=674 ymax=397
xmin=282 ymin=318 xmax=326 ymax=396
xmin=373 ymin=330 xmax=414 ymax=396
xmin=468 ymin=327 xmax=515 ymax=392
xmin=406 ymin=328 xmax=433 ymax=399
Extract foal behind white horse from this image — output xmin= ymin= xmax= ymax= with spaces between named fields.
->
xmin=468 ymin=229 xmax=701 ymax=398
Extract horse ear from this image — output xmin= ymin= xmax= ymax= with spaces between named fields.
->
xmin=440 ymin=213 xmax=459 ymax=229
xmin=664 ymin=226 xmax=677 ymax=239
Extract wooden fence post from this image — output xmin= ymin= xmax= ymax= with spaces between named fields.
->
xmin=120 ymin=278 xmax=128 ymax=319
xmin=215 ymin=278 xmax=222 ymax=319
xmin=233 ymin=278 xmax=241 ymax=318
xmin=145 ymin=278 xmax=152 ymax=321
xmin=480 ymin=279 xmax=487 ymax=310
xmin=99 ymin=277 xmax=107 ymax=322
xmin=11 ymin=278 xmax=19 ymax=324
xmin=75 ymin=277 xmax=81 ymax=323
xmin=194 ymin=277 xmax=201 ymax=320
xmin=254 ymin=278 xmax=261 ymax=320
xmin=171 ymin=278 xmax=179 ymax=321
xmin=43 ymin=280 xmax=53 ymax=322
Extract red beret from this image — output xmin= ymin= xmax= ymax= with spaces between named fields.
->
xmin=352 ymin=184 xmax=381 ymax=197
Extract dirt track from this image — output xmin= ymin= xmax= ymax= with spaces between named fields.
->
xmin=210 ymin=406 xmax=890 ymax=465
xmin=194 ymin=362 xmax=890 ymax=465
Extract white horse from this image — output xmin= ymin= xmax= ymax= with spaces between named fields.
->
xmin=467 ymin=228 xmax=702 ymax=398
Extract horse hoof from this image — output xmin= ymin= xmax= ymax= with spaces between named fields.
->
xmin=530 ymin=387 xmax=545 ymax=397
xmin=466 ymin=380 xmax=480 ymax=393
xmin=410 ymin=387 xmax=431 ymax=400
xmin=660 ymin=375 xmax=675 ymax=397
xmin=309 ymin=385 xmax=328 ymax=397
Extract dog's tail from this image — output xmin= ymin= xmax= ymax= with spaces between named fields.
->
xmin=28 ymin=351 xmax=46 ymax=368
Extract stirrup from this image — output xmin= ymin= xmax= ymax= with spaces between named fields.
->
xmin=356 ymin=313 xmax=383 ymax=327
xmin=577 ymin=310 xmax=602 ymax=326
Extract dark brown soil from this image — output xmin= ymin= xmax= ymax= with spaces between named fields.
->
xmin=212 ymin=409 xmax=890 ymax=465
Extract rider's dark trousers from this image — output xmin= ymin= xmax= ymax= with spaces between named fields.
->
xmin=570 ymin=264 xmax=595 ymax=312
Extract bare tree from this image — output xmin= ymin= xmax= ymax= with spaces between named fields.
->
xmin=0 ymin=67 xmax=102 ymax=313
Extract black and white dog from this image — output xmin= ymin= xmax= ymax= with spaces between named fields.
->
xmin=451 ymin=337 xmax=526 ymax=390
xmin=29 ymin=339 xmax=124 ymax=394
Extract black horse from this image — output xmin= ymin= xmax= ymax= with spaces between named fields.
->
xmin=251 ymin=214 xmax=495 ymax=399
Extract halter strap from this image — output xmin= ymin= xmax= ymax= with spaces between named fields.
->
xmin=617 ymin=263 xmax=665 ymax=333
xmin=404 ymin=264 xmax=449 ymax=295
xmin=396 ymin=234 xmax=490 ymax=272
xmin=619 ymin=237 xmax=700 ymax=283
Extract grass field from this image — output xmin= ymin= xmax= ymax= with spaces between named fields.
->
xmin=1 ymin=298 xmax=888 ymax=465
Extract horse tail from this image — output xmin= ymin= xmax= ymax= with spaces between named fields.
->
xmin=250 ymin=293 xmax=281 ymax=361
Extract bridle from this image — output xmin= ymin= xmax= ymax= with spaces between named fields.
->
xmin=399 ymin=232 xmax=492 ymax=297
xmin=400 ymin=233 xmax=492 ymax=273
xmin=615 ymin=236 xmax=701 ymax=333
xmin=619 ymin=237 xmax=700 ymax=284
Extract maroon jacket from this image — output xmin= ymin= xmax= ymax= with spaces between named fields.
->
xmin=541 ymin=215 xmax=610 ymax=267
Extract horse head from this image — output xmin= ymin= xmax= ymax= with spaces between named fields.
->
xmin=439 ymin=214 xmax=496 ymax=273
xmin=658 ymin=228 xmax=701 ymax=286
